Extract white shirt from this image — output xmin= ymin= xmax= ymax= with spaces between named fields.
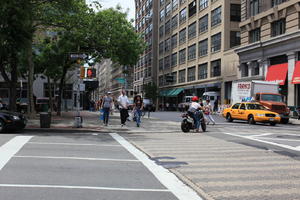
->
xmin=118 ymin=95 xmax=129 ymax=109
xmin=190 ymin=102 xmax=201 ymax=110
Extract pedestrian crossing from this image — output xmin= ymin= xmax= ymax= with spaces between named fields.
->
xmin=125 ymin=132 xmax=300 ymax=200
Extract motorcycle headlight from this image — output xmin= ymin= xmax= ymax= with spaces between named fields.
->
xmin=256 ymin=114 xmax=265 ymax=117
xmin=12 ymin=115 xmax=20 ymax=120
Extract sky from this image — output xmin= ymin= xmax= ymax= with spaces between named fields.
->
xmin=87 ymin=0 xmax=136 ymax=22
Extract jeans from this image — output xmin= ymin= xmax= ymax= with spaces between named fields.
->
xmin=188 ymin=111 xmax=200 ymax=129
xmin=134 ymin=109 xmax=142 ymax=126
xmin=103 ymin=107 xmax=110 ymax=124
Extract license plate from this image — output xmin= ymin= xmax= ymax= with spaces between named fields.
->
xmin=269 ymin=118 xmax=275 ymax=121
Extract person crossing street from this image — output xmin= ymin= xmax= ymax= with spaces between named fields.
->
xmin=101 ymin=92 xmax=113 ymax=126
xmin=133 ymin=92 xmax=144 ymax=127
xmin=117 ymin=89 xmax=129 ymax=127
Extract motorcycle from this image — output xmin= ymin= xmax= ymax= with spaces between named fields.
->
xmin=181 ymin=110 xmax=206 ymax=132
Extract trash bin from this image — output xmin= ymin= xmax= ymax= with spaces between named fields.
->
xmin=40 ymin=112 xmax=51 ymax=128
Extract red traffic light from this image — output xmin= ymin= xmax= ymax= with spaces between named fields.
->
xmin=87 ymin=68 xmax=96 ymax=79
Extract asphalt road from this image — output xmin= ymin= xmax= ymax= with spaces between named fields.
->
xmin=0 ymin=132 xmax=201 ymax=200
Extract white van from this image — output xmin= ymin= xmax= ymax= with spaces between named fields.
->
xmin=202 ymin=91 xmax=220 ymax=106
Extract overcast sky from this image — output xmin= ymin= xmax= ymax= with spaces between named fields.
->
xmin=87 ymin=0 xmax=136 ymax=22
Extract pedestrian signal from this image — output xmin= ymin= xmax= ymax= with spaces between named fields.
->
xmin=87 ymin=68 xmax=96 ymax=79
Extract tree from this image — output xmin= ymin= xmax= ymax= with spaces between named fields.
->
xmin=144 ymin=83 xmax=159 ymax=103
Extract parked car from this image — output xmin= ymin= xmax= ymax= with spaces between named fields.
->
xmin=0 ymin=110 xmax=27 ymax=132
xmin=223 ymin=102 xmax=281 ymax=126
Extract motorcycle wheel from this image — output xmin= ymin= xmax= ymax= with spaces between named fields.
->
xmin=201 ymin=122 xmax=206 ymax=132
xmin=181 ymin=121 xmax=190 ymax=133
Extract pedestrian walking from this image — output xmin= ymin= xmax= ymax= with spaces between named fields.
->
xmin=133 ymin=92 xmax=144 ymax=127
xmin=101 ymin=92 xmax=113 ymax=126
xmin=117 ymin=90 xmax=129 ymax=127
xmin=204 ymin=99 xmax=215 ymax=125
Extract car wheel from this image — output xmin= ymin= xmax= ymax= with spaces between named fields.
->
xmin=248 ymin=115 xmax=256 ymax=124
xmin=0 ymin=119 xmax=5 ymax=133
xmin=270 ymin=122 xmax=276 ymax=126
xmin=226 ymin=113 xmax=233 ymax=122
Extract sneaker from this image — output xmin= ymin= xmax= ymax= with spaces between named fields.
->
xmin=137 ymin=124 xmax=140 ymax=127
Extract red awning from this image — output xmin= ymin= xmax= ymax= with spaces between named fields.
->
xmin=292 ymin=61 xmax=300 ymax=84
xmin=265 ymin=63 xmax=288 ymax=85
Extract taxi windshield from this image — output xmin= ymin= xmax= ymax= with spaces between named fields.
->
xmin=246 ymin=104 xmax=266 ymax=110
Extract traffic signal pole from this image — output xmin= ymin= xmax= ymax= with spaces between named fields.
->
xmin=74 ymin=67 xmax=83 ymax=128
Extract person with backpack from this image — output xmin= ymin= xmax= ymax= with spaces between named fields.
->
xmin=133 ymin=92 xmax=144 ymax=127
xmin=101 ymin=92 xmax=113 ymax=126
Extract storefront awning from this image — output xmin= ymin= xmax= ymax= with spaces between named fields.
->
xmin=265 ymin=63 xmax=288 ymax=85
xmin=159 ymin=88 xmax=184 ymax=97
xmin=292 ymin=61 xmax=300 ymax=84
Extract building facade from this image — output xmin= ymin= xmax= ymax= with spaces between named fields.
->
xmin=156 ymin=0 xmax=241 ymax=104
xmin=236 ymin=0 xmax=300 ymax=107
xmin=134 ymin=0 xmax=159 ymax=95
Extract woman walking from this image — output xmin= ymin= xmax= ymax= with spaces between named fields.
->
xmin=204 ymin=99 xmax=215 ymax=125
xmin=101 ymin=92 xmax=113 ymax=126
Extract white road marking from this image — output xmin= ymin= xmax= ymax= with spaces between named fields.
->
xmin=13 ymin=155 xmax=139 ymax=162
xmin=110 ymin=133 xmax=203 ymax=200
xmin=223 ymin=132 xmax=300 ymax=152
xmin=0 ymin=136 xmax=33 ymax=170
xmin=0 ymin=184 xmax=170 ymax=192
xmin=257 ymin=137 xmax=300 ymax=142
xmin=28 ymin=142 xmax=121 ymax=147
xmin=250 ymin=133 xmax=274 ymax=137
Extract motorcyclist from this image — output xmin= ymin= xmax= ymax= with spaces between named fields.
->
xmin=187 ymin=96 xmax=202 ymax=132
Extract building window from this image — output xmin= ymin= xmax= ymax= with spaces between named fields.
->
xmin=230 ymin=31 xmax=240 ymax=48
xmin=199 ymin=14 xmax=208 ymax=33
xmin=272 ymin=0 xmax=286 ymax=7
xmin=159 ymin=75 xmax=164 ymax=86
xmin=159 ymin=25 xmax=164 ymax=38
xmin=165 ymin=20 xmax=171 ymax=34
xmin=166 ymin=3 xmax=172 ymax=17
xmin=171 ymin=34 xmax=178 ymax=49
xmin=241 ymin=63 xmax=249 ymax=77
xmin=180 ymin=0 xmax=186 ymax=5
xmin=160 ymin=0 xmax=165 ymax=7
xmin=159 ymin=58 xmax=164 ymax=71
xmin=199 ymin=0 xmax=208 ymax=10
xmin=160 ymin=9 xmax=165 ymax=21
xmin=251 ymin=62 xmax=260 ymax=76
xmin=171 ymin=15 xmax=178 ymax=30
xmin=165 ymin=38 xmax=171 ymax=52
xmin=159 ymin=42 xmax=164 ymax=54
xmin=250 ymin=0 xmax=260 ymax=16
xmin=188 ymin=44 xmax=196 ymax=60
xmin=171 ymin=53 xmax=178 ymax=67
xmin=179 ymin=69 xmax=186 ymax=83
xmin=211 ymin=6 xmax=221 ymax=27
xmin=230 ymin=4 xmax=241 ymax=22
xmin=211 ymin=32 xmax=221 ymax=52
xmin=172 ymin=0 xmax=178 ymax=10
xmin=271 ymin=19 xmax=286 ymax=37
xmin=198 ymin=63 xmax=208 ymax=79
xmin=179 ymin=48 xmax=186 ymax=64
xmin=179 ymin=8 xmax=187 ymax=24
xmin=211 ymin=59 xmax=221 ymax=77
xmin=179 ymin=28 xmax=186 ymax=44
xmin=199 ymin=39 xmax=208 ymax=57
xmin=165 ymin=55 xmax=171 ymax=69
xmin=188 ymin=0 xmax=197 ymax=18
xmin=249 ymin=28 xmax=260 ymax=43
xmin=172 ymin=71 xmax=177 ymax=84
xmin=188 ymin=22 xmax=197 ymax=39
xmin=187 ymin=66 xmax=196 ymax=82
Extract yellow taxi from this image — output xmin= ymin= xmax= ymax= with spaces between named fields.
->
xmin=223 ymin=102 xmax=281 ymax=126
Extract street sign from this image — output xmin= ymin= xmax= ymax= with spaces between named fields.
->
xmin=115 ymin=78 xmax=126 ymax=84
xmin=70 ymin=53 xmax=87 ymax=60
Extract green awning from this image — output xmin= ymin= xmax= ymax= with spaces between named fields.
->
xmin=168 ymin=88 xmax=184 ymax=97
xmin=160 ymin=88 xmax=184 ymax=97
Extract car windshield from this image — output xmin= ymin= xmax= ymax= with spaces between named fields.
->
xmin=246 ymin=104 xmax=266 ymax=110
xmin=261 ymin=94 xmax=283 ymax=102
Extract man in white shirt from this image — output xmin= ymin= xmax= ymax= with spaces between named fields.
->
xmin=117 ymin=89 xmax=129 ymax=126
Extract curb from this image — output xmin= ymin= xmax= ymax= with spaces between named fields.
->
xmin=24 ymin=127 xmax=105 ymax=134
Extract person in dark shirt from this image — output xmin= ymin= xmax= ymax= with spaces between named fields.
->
xmin=133 ymin=92 xmax=143 ymax=127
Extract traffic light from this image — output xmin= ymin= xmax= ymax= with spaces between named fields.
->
xmin=87 ymin=68 xmax=96 ymax=79
xmin=80 ymin=66 xmax=85 ymax=79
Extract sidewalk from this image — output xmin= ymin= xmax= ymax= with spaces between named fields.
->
xmin=25 ymin=110 xmax=182 ymax=133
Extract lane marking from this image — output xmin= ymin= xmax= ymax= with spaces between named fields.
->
xmin=0 ymin=136 xmax=33 ymax=170
xmin=28 ymin=142 xmax=121 ymax=147
xmin=110 ymin=133 xmax=203 ymax=200
xmin=223 ymin=132 xmax=300 ymax=152
xmin=13 ymin=155 xmax=139 ymax=162
xmin=0 ymin=184 xmax=169 ymax=192
xmin=250 ymin=133 xmax=274 ymax=137
xmin=257 ymin=137 xmax=300 ymax=142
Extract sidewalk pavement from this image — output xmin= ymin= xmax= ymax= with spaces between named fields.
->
xmin=25 ymin=110 xmax=182 ymax=133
